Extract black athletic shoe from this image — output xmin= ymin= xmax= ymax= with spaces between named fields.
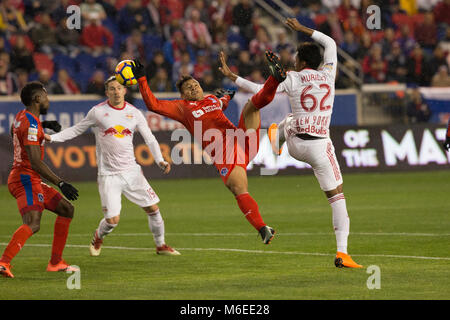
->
xmin=259 ymin=226 xmax=276 ymax=244
xmin=265 ymin=50 xmax=287 ymax=82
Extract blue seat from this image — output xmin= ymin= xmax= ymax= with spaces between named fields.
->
xmin=53 ymin=54 xmax=77 ymax=78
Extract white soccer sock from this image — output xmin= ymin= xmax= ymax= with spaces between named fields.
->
xmin=147 ymin=210 xmax=165 ymax=247
xmin=328 ymin=193 xmax=350 ymax=254
xmin=97 ymin=218 xmax=117 ymax=239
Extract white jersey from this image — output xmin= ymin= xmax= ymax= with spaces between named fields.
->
xmin=51 ymin=100 xmax=164 ymax=176
xmin=236 ymin=31 xmax=337 ymax=138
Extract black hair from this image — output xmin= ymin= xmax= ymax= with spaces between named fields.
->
xmin=20 ymin=81 xmax=45 ymax=106
xmin=296 ymin=42 xmax=322 ymax=70
xmin=176 ymin=75 xmax=194 ymax=93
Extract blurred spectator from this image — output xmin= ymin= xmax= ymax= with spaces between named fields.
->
xmin=209 ymin=0 xmax=233 ymax=26
xmin=56 ymin=17 xmax=80 ymax=57
xmin=249 ymin=28 xmax=272 ymax=57
xmin=146 ymin=0 xmax=162 ymax=34
xmin=99 ymin=0 xmax=118 ymax=19
xmin=57 ymin=69 xmax=81 ymax=94
xmin=160 ymin=0 xmax=185 ymax=26
xmin=340 ymin=31 xmax=360 ymax=57
xmin=193 ymin=50 xmax=212 ymax=79
xmin=274 ymin=31 xmax=295 ymax=54
xmin=319 ymin=13 xmax=344 ymax=45
xmin=24 ymin=0 xmax=58 ymax=20
xmin=184 ymin=9 xmax=212 ymax=50
xmin=386 ymin=42 xmax=408 ymax=82
xmin=30 ymin=13 xmax=57 ymax=54
xmin=172 ymin=51 xmax=194 ymax=81
xmin=149 ymin=68 xmax=172 ymax=92
xmin=342 ymin=10 xmax=364 ymax=40
xmin=407 ymin=44 xmax=431 ymax=85
xmin=185 ymin=0 xmax=209 ymax=25
xmin=232 ymin=0 xmax=253 ymax=40
xmin=146 ymin=50 xmax=172 ymax=80
xmin=431 ymin=65 xmax=450 ymax=87
xmin=0 ymin=52 xmax=17 ymax=95
xmin=415 ymin=12 xmax=438 ymax=50
xmin=407 ymin=88 xmax=431 ymax=123
xmin=80 ymin=18 xmax=114 ymax=56
xmin=162 ymin=30 xmax=194 ymax=65
xmin=362 ymin=44 xmax=387 ymax=83
xmin=397 ymin=24 xmax=416 ymax=56
xmin=81 ymin=0 xmax=107 ymax=23
xmin=86 ymin=70 xmax=106 ymax=95
xmin=381 ymin=28 xmax=396 ymax=56
xmin=124 ymin=29 xmax=146 ymax=63
xmin=356 ymin=32 xmax=372 ymax=61
xmin=15 ymin=68 xmax=28 ymax=92
xmin=249 ymin=69 xmax=264 ymax=83
xmin=118 ymin=0 xmax=153 ymax=34
xmin=37 ymin=69 xmax=62 ymax=94
xmin=236 ymin=50 xmax=253 ymax=78
xmin=50 ymin=0 xmax=71 ymax=24
xmin=428 ymin=45 xmax=448 ymax=77
xmin=417 ymin=0 xmax=440 ymax=12
xmin=337 ymin=0 xmax=358 ymax=22
xmin=0 ymin=0 xmax=28 ymax=33
xmin=10 ymin=34 xmax=34 ymax=73
xmin=200 ymin=70 xmax=218 ymax=92
xmin=433 ymin=0 xmax=450 ymax=25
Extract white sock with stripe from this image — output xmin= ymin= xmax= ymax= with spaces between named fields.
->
xmin=147 ymin=210 xmax=165 ymax=247
xmin=97 ymin=218 xmax=117 ymax=239
xmin=328 ymin=193 xmax=349 ymax=254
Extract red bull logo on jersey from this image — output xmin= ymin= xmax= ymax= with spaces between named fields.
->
xmin=103 ymin=125 xmax=133 ymax=138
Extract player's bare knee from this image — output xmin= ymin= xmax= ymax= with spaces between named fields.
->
xmin=145 ymin=205 xmax=159 ymax=214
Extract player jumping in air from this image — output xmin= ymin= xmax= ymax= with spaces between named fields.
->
xmin=131 ymin=52 xmax=287 ymax=244
xmin=220 ymin=18 xmax=363 ymax=268
xmin=45 ymin=76 xmax=179 ymax=256
xmin=0 ymin=82 xmax=79 ymax=278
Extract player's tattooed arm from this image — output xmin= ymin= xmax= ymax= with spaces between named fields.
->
xmin=218 ymin=51 xmax=238 ymax=82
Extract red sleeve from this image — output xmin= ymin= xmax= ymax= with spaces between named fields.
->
xmin=219 ymin=95 xmax=230 ymax=111
xmin=20 ymin=118 xmax=40 ymax=146
xmin=137 ymin=76 xmax=186 ymax=124
xmin=447 ymin=119 xmax=450 ymax=138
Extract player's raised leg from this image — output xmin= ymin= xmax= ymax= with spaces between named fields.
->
xmin=46 ymin=194 xmax=79 ymax=272
xmin=0 ymin=210 xmax=40 ymax=278
xmin=225 ymin=166 xmax=275 ymax=244
xmin=143 ymin=205 xmax=180 ymax=256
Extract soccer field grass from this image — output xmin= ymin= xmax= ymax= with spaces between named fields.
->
xmin=0 ymin=170 xmax=449 ymax=300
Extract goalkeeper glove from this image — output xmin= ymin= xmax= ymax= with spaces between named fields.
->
xmin=214 ymin=88 xmax=235 ymax=100
xmin=42 ymin=121 xmax=62 ymax=132
xmin=58 ymin=181 xmax=79 ymax=201
xmin=131 ymin=59 xmax=146 ymax=79
xmin=443 ymin=136 xmax=450 ymax=152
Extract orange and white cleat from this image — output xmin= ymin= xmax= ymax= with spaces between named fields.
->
xmin=89 ymin=230 xmax=103 ymax=257
xmin=334 ymin=252 xmax=363 ymax=268
xmin=47 ymin=259 xmax=80 ymax=272
xmin=0 ymin=261 xmax=14 ymax=278
xmin=268 ymin=123 xmax=283 ymax=155
xmin=156 ymin=244 xmax=180 ymax=256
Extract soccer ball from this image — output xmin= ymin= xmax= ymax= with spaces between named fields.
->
xmin=115 ymin=60 xmax=137 ymax=86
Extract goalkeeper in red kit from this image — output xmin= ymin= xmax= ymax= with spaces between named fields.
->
xmin=132 ymin=51 xmax=286 ymax=244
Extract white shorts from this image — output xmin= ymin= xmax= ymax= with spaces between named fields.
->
xmin=286 ymin=135 xmax=343 ymax=191
xmin=97 ymin=166 xmax=160 ymax=219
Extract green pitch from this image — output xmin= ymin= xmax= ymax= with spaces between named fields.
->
xmin=0 ymin=170 xmax=449 ymax=300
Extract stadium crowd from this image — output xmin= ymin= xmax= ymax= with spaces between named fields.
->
xmin=0 ymin=0 xmax=448 ymax=98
